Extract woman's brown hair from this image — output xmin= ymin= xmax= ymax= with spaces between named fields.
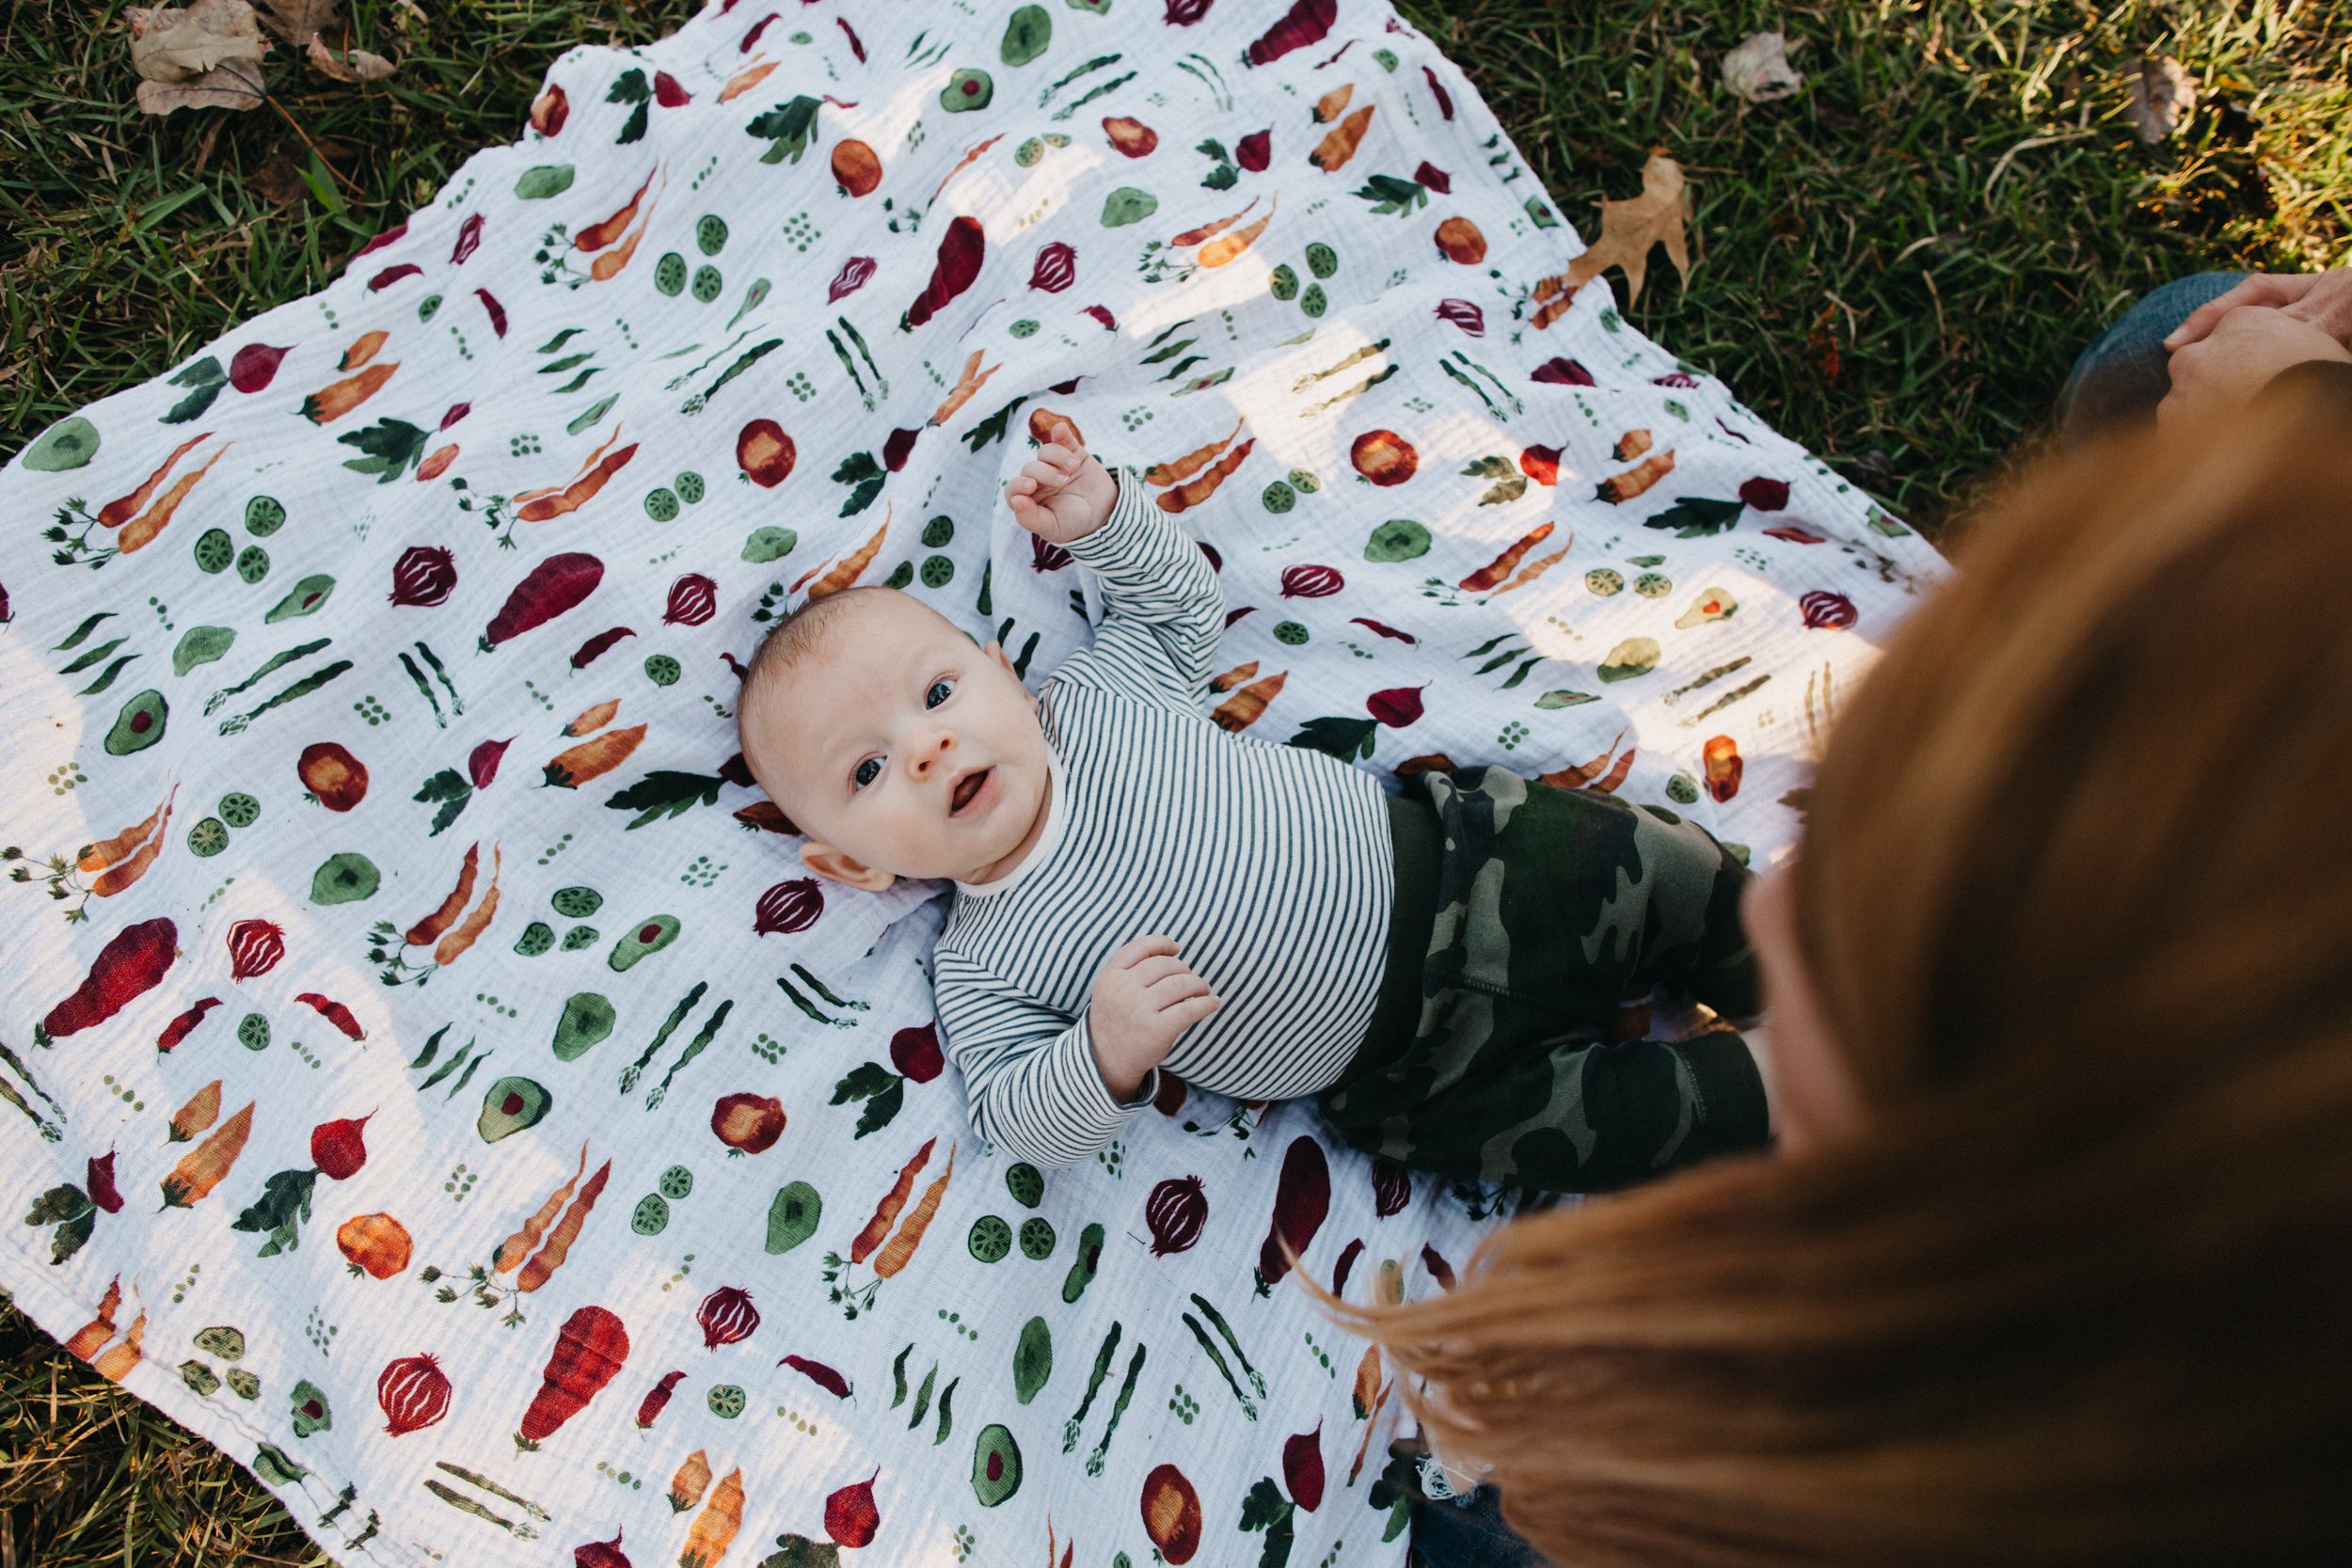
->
xmin=1331 ymin=370 xmax=2352 ymax=1566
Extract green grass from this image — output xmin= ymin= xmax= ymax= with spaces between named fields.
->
xmin=1 ymin=0 xmax=2346 ymax=1560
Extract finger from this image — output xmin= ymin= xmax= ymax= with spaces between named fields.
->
xmin=1009 ymin=475 xmax=1034 ymax=497
xmin=1109 ymin=934 xmax=1180 ymax=968
xmin=1124 ymin=956 xmax=1192 ymax=990
xmin=2166 ymin=276 xmax=2299 ymax=348
xmin=1163 ymin=993 xmax=1221 ymax=1031
xmin=1147 ymin=973 xmax=1214 ymax=1007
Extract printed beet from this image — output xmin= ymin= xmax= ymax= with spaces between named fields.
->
xmin=711 ymin=1092 xmax=786 ymax=1154
xmin=736 ymin=419 xmax=795 ymax=487
xmin=1029 ymin=240 xmax=1077 ymax=293
xmin=572 ymin=1528 xmax=630 ymax=1568
xmin=310 ymin=1111 xmax=373 ymax=1180
xmin=653 ymin=70 xmax=690 ymax=107
xmin=377 ymin=1352 xmax=452 ymax=1435
xmin=825 ymin=1468 xmax=882 ymax=1548
xmin=1255 ymin=1134 xmax=1331 ymax=1294
xmin=903 ymin=214 xmax=985 ymax=329
xmin=636 ymin=1368 xmax=685 ymax=1429
xmin=889 ymin=1023 xmax=944 ymax=1084
xmin=1350 ymin=429 xmax=1418 ymax=486
xmin=1367 ymin=686 xmax=1426 ymax=727
xmin=483 ymin=552 xmax=603 ymax=651
xmin=663 ymin=573 xmax=719 ymax=627
xmin=226 ymin=919 xmax=285 ymax=982
xmin=469 ymin=737 xmax=513 ymax=789
xmin=229 ymin=342 xmax=288 ymax=393
xmin=1236 ymin=128 xmax=1271 ymax=170
xmin=1284 ymin=1422 xmax=1326 ymax=1511
xmin=516 ymin=1305 xmax=630 ymax=1449
xmin=1371 ymin=1157 xmax=1413 ymax=1217
xmin=695 ymin=1285 xmax=760 ymax=1348
xmin=1279 ymin=563 xmax=1343 ymax=599
xmin=1246 ymin=0 xmax=1336 ymax=63
xmin=1740 ymin=476 xmax=1791 ymax=512
xmin=1416 ymin=160 xmax=1454 ymax=194
xmin=1145 ymin=1174 xmax=1207 ymax=1256
xmin=298 ymin=741 xmax=369 ymax=811
xmin=37 ymin=917 xmax=177 ymax=1045
xmin=754 ymin=878 xmax=823 ymax=937
xmin=86 ymin=1151 xmax=123 ymax=1213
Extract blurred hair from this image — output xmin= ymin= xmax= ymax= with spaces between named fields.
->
xmin=735 ymin=585 xmax=899 ymax=765
xmin=1322 ymin=370 xmax=2352 ymax=1566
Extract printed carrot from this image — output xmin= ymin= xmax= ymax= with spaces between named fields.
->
xmin=516 ymin=426 xmax=630 ymax=506
xmin=294 ymin=992 xmax=365 ymax=1040
xmin=873 ymin=1141 xmax=956 ymax=1278
xmin=564 ymin=698 xmax=620 ymax=737
xmin=798 ymin=513 xmax=890 ymax=601
xmin=516 ymin=443 xmax=638 ymax=522
xmin=38 ymin=916 xmax=178 ymax=1046
xmin=78 ymin=786 xmax=176 ymax=873
xmin=62 ymin=1277 xmax=120 ymax=1361
xmin=574 ymin=167 xmax=658 ymax=252
xmin=1155 ymin=437 xmax=1254 ymax=515
xmin=543 ymin=725 xmax=646 ymax=789
xmin=1540 ymin=732 xmax=1626 ymax=790
xmin=719 ymin=59 xmax=779 ymax=103
xmin=1168 ymin=198 xmax=1259 ymax=247
xmin=1212 ymin=671 xmax=1287 ymax=732
xmin=679 ymin=1466 xmax=743 ymax=1568
xmin=926 ymin=136 xmax=1004 ymax=210
xmin=1309 ymin=104 xmax=1375 ymax=172
xmin=1313 ymin=83 xmax=1354 ymax=123
xmin=515 ymin=1304 xmax=630 ymax=1451
xmin=98 ymin=434 xmax=211 ymax=528
xmin=1597 ymin=449 xmax=1676 ymax=504
xmin=119 ymin=444 xmax=230 ymax=553
xmin=167 ymin=1079 xmax=222 ymax=1143
xmin=434 ymin=846 xmax=502 ymax=967
xmin=1586 ymin=746 xmax=1636 ymax=795
xmin=516 ymin=1157 xmax=612 ymax=1292
xmin=157 ymin=998 xmax=221 ymax=1055
xmin=301 ymin=362 xmax=399 ymax=424
xmin=1351 ymin=1342 xmax=1383 ymax=1419
xmin=405 ymin=843 xmax=480 ymax=947
xmin=342 ymin=329 xmax=390 ymax=372
xmin=1494 ymin=545 xmax=1572 ymax=595
xmin=418 ymin=443 xmax=459 ymax=483
xmin=928 ymin=349 xmax=1000 ymax=428
xmin=850 ymin=1137 xmax=935 ymax=1264
xmin=1209 ymin=660 xmax=1260 ymax=693
xmin=1198 ymin=201 xmax=1276 ymax=268
xmin=91 ymin=1309 xmax=146 ymax=1384
xmin=1346 ymin=1370 xmax=1392 ymax=1484
xmin=1458 ymin=521 xmax=1555 ymax=593
xmin=1614 ymin=428 xmax=1654 ymax=462
xmin=161 ymin=1101 xmax=254 ymax=1209
xmin=588 ymin=220 xmax=650 ymax=282
xmin=494 ymin=1143 xmax=587 ymax=1273
xmin=668 ymin=1448 xmax=713 ymax=1513
xmin=91 ymin=801 xmax=173 ymax=896
xmin=1143 ymin=418 xmax=1245 ymax=487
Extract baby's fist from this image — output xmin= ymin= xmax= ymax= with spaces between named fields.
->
xmin=1087 ymin=935 xmax=1219 ymax=1101
xmin=1008 ymin=439 xmax=1120 ymax=545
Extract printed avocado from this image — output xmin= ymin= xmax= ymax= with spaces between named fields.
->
xmin=1060 ymin=1221 xmax=1104 ymax=1303
xmin=551 ymin=992 xmax=616 ymax=1060
xmin=608 ymin=914 xmax=680 ymax=972
xmin=22 ymin=414 xmax=99 ymax=472
xmin=289 ymin=1379 xmax=332 ymax=1436
xmin=999 ymin=4 xmax=1050 ymax=66
xmin=103 ymin=689 xmax=167 ymax=756
xmin=263 ymin=574 xmax=335 ymax=623
xmin=741 ymin=526 xmax=797 ymax=563
xmin=765 ymin=1180 xmax=822 ymax=1254
xmin=1364 ymin=518 xmax=1432 ymax=563
xmin=971 ymin=1422 xmax=1023 ymax=1506
xmin=310 ymin=851 xmax=379 ymax=905
xmin=941 ymin=68 xmax=993 ymax=112
xmin=1012 ymin=1316 xmax=1052 ymax=1404
xmin=478 ymin=1076 xmax=550 ymax=1143
xmin=1100 ymin=186 xmax=1157 ymax=228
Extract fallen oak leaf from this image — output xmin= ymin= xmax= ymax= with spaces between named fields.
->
xmin=1534 ymin=150 xmax=1690 ymax=324
xmin=2126 ymin=55 xmax=2196 ymax=144
xmin=128 ymin=0 xmax=269 ymax=79
xmin=306 ymin=36 xmax=394 ymax=82
xmin=1722 ymin=32 xmax=1803 ymax=103
xmin=253 ymin=0 xmax=337 ymax=46
xmin=135 ymin=56 xmax=268 ymax=116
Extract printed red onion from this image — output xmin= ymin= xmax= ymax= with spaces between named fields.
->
xmin=1800 ymin=590 xmax=1857 ymax=630
xmin=572 ymin=1528 xmax=631 ymax=1568
xmin=1279 ymin=564 xmax=1343 ymax=599
xmin=1371 ymin=1157 xmax=1412 ymax=1217
xmin=663 ymin=573 xmax=719 ymax=627
xmin=1414 ymin=160 xmax=1453 ymax=195
xmin=1032 ymin=533 xmax=1072 ymax=573
xmin=377 ymin=1352 xmax=452 ymax=1435
xmin=827 ymin=255 xmax=877 ymax=305
xmin=1531 ymin=356 xmax=1595 ymax=387
xmin=451 ymin=213 xmax=484 ymax=265
xmin=390 ymin=545 xmax=457 ymax=608
xmin=754 ymin=878 xmax=822 ymax=937
xmin=227 ymin=919 xmax=285 ymax=982
xmin=1029 ymin=241 xmax=1077 ymax=293
xmin=1434 ymin=298 xmax=1483 ymax=336
xmin=696 ymin=1285 xmax=760 ymax=1349
xmin=1145 ymin=1174 xmax=1208 ymax=1256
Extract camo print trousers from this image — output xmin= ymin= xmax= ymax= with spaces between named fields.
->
xmin=1316 ymin=766 xmax=1770 ymax=1195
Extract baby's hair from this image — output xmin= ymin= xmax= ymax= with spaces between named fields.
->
xmin=735 ymin=586 xmax=901 ymax=773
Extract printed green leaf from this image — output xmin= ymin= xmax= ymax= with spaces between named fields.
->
xmin=1351 ymin=172 xmax=1429 ymax=218
xmin=1288 ymin=715 xmax=1378 ymax=763
xmin=749 ymin=95 xmax=823 ymax=165
xmin=831 ymin=1062 xmax=896 ymax=1104
xmin=411 ymin=768 xmax=472 ymax=836
xmin=337 ymin=419 xmax=431 ymax=484
xmin=602 ymin=769 xmax=725 ymax=830
xmin=853 ymin=1077 xmax=905 ymax=1139
xmin=1643 ymin=496 xmax=1745 ymax=538
xmin=162 ymin=356 xmax=228 ymax=424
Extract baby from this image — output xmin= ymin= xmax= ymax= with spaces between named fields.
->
xmin=737 ymin=440 xmax=1770 ymax=1191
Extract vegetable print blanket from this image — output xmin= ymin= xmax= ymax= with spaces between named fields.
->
xmin=0 ymin=1 xmax=1948 ymax=1563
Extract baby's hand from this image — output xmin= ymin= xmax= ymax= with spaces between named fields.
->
xmin=1008 ymin=439 xmax=1120 ymax=546
xmin=1087 ymin=934 xmax=1219 ymax=1101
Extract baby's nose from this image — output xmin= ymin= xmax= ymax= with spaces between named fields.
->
xmin=908 ymin=730 xmax=955 ymax=777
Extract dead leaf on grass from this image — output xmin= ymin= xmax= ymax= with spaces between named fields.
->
xmin=1723 ymin=32 xmax=1804 ymax=103
xmin=254 ymin=0 xmax=338 ymax=47
xmin=1532 ymin=150 xmax=1692 ymax=325
xmin=250 ymin=151 xmax=308 ymax=204
xmin=127 ymin=0 xmax=270 ymax=116
xmin=306 ymin=36 xmax=394 ymax=82
xmin=2127 ymin=55 xmax=2197 ymax=143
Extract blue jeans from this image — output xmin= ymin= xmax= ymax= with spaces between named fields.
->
xmin=1406 ymin=269 xmax=2248 ymax=1568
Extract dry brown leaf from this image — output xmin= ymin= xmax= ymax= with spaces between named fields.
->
xmin=127 ymin=0 xmax=268 ymax=81
xmin=254 ymin=0 xmax=338 ymax=46
xmin=1533 ymin=150 xmax=1691 ymax=323
xmin=250 ymin=150 xmax=309 ymax=205
xmin=2127 ymin=55 xmax=2197 ymax=143
xmin=135 ymin=61 xmax=267 ymax=116
xmin=306 ymin=36 xmax=393 ymax=82
xmin=1723 ymin=32 xmax=1804 ymax=103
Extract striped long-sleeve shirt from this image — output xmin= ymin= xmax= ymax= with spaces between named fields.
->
xmin=932 ymin=465 xmax=1393 ymax=1166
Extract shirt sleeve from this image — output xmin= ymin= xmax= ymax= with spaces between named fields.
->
xmin=1052 ymin=462 xmax=1226 ymax=711
xmin=932 ymin=950 xmax=1159 ymax=1166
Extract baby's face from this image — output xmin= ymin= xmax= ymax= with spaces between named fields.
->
xmin=742 ymin=591 xmax=1050 ymax=887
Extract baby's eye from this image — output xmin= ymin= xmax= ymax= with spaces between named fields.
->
xmin=851 ymin=757 xmax=882 ymax=790
xmin=926 ymin=677 xmax=956 ymax=708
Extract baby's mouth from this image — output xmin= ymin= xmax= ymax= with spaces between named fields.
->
xmin=950 ymin=767 xmax=991 ymax=815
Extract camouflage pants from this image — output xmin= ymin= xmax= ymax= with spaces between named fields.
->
xmin=1317 ymin=766 xmax=1769 ymax=1195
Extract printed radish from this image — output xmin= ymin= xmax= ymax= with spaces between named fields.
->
xmin=516 ymin=1305 xmax=630 ymax=1449
xmin=377 ymin=1352 xmax=452 ymax=1435
xmin=156 ymin=997 xmax=221 ymax=1053
xmin=754 ymin=879 xmax=823 ymax=937
xmin=1330 ymin=1237 xmax=1364 ymax=1297
xmin=391 ymin=546 xmax=456 ymax=612
xmin=1284 ymin=1423 xmax=1326 ymax=1511
xmin=1518 ymin=444 xmax=1562 ymax=486
xmin=569 ymin=626 xmax=636 ymax=671
xmin=783 ymin=1355 xmax=852 ymax=1400
xmin=663 ymin=574 xmax=719 ymax=627
xmin=825 ymin=1469 xmax=882 ymax=1548
xmin=37 ymin=916 xmax=176 ymax=1046
xmin=1740 ymin=476 xmax=1790 ymax=511
xmin=1367 ymin=686 xmax=1425 ymax=727
xmin=1279 ymin=564 xmax=1343 ymax=599
xmin=903 ymin=214 xmax=986 ymax=329
xmin=696 ymin=1285 xmax=759 ymax=1349
xmin=1255 ymin=1134 xmax=1330 ymax=1294
xmin=226 ymin=919 xmax=285 ymax=982
xmin=711 ymin=1093 xmax=786 ymax=1154
xmin=636 ymin=1368 xmax=685 ymax=1429
xmin=1350 ymin=617 xmax=1417 ymax=644
xmin=1372 ymin=1157 xmax=1412 ymax=1217
xmin=310 ymin=1111 xmax=373 ymax=1179
xmin=229 ymin=342 xmax=288 ymax=393
xmin=469 ymin=737 xmax=513 ymax=789
xmin=295 ymin=992 xmax=365 ymax=1040
xmin=1145 ymin=1174 xmax=1207 ymax=1256
xmin=572 ymin=1528 xmax=629 ymax=1568
xmin=889 ymin=1024 xmax=943 ymax=1084
xmin=483 ymin=552 xmax=604 ymax=651
xmin=86 ymin=1151 xmax=123 ymax=1213
xmin=529 ymin=83 xmax=567 ymax=136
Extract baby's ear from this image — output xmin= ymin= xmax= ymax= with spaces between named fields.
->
xmin=800 ymin=840 xmax=897 ymax=894
xmin=982 ymin=639 xmax=1018 ymax=677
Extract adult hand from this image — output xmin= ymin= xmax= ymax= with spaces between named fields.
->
xmin=2157 ymin=305 xmax=2352 ymax=430
xmin=2166 ymin=268 xmax=2352 ymax=353
xmin=1086 ymin=934 xmax=1218 ymax=1101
